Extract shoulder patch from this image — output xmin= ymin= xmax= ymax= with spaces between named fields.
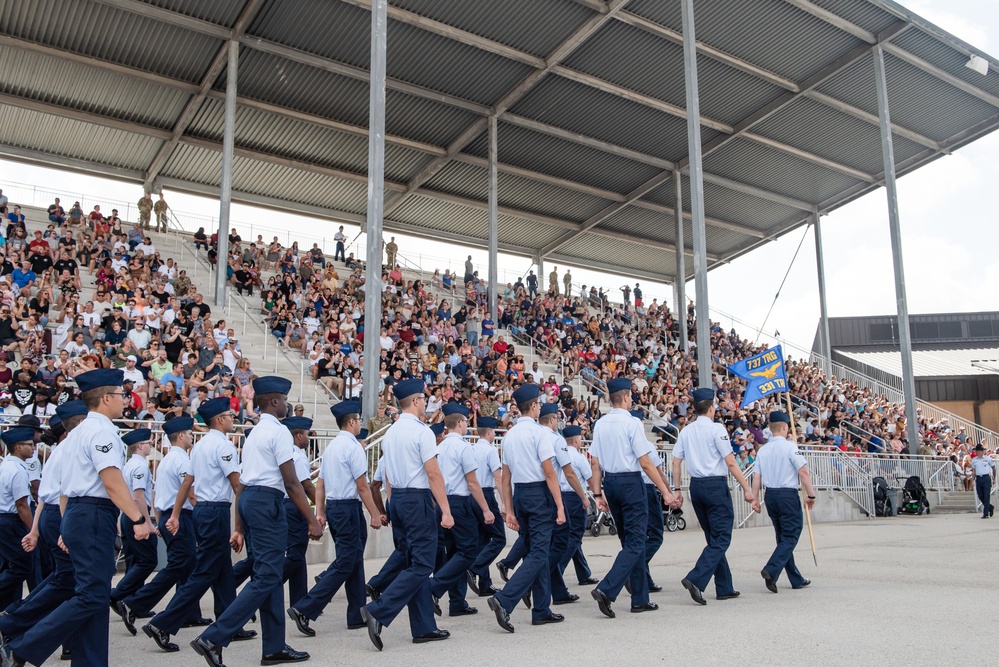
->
xmin=27 ymin=461 xmax=36 ymax=470
xmin=179 ymin=472 xmax=187 ymax=478
xmin=221 ymin=454 xmax=233 ymax=462
xmin=133 ymin=472 xmax=145 ymax=480
xmin=96 ymin=443 xmax=114 ymax=453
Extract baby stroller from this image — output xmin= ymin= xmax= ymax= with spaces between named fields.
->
xmin=665 ymin=506 xmax=686 ymax=532
xmin=897 ymin=475 xmax=931 ymax=515
xmin=873 ymin=476 xmax=893 ymax=517
xmin=587 ymin=490 xmax=617 ymax=537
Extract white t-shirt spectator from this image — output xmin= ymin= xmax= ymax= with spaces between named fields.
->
xmin=65 ymin=339 xmax=90 ymax=357
xmin=127 ymin=326 xmax=152 ymax=350
xmin=145 ymin=307 xmax=162 ymax=331
xmin=111 ymin=257 xmax=128 ymax=272
xmin=213 ymin=327 xmax=229 ymax=348
xmin=158 ymin=264 xmax=177 ymax=280
xmin=122 ymin=366 xmax=144 ymax=386
xmin=135 ymin=241 xmax=155 ymax=256
xmin=81 ymin=311 xmax=100 ymax=328
xmin=222 ymin=347 xmax=240 ymax=372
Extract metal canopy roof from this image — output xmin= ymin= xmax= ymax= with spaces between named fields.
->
xmin=2 ymin=0 xmax=998 ymax=283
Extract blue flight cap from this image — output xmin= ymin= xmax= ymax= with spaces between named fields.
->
xmin=122 ymin=428 xmax=152 ymax=446
xmin=630 ymin=409 xmax=644 ymax=420
xmin=252 ymin=376 xmax=293 ymax=395
xmin=1 ymin=427 xmax=35 ymax=446
xmin=331 ymin=400 xmax=361 ymax=420
xmin=48 ymin=414 xmax=62 ymax=428
xmin=477 ymin=417 xmax=499 ymax=429
xmin=55 ymin=400 xmax=87 ymax=420
xmin=358 ymin=428 xmax=369 ymax=440
xmin=539 ymin=402 xmax=560 ymax=418
xmin=430 ymin=422 xmax=445 ymax=436
xmin=442 ymin=403 xmax=470 ymax=418
xmin=283 ymin=416 xmax=313 ymax=431
xmin=162 ymin=416 xmax=194 ymax=435
xmin=197 ymin=397 xmax=232 ymax=422
xmin=393 ymin=378 xmax=425 ymax=401
xmin=769 ymin=411 xmax=791 ymax=425
xmin=607 ymin=378 xmax=631 ymax=394
xmin=562 ymin=425 xmax=582 ymax=438
xmin=692 ymin=387 xmax=715 ymax=403
xmin=76 ymin=369 xmax=124 ymax=393
xmin=511 ymin=384 xmax=540 ymax=405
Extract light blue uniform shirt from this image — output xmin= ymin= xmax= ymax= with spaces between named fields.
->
xmin=190 ymin=429 xmax=240 ymax=503
xmin=673 ymin=415 xmax=732 ymax=478
xmin=123 ymin=455 xmax=152 ymax=500
xmin=381 ymin=412 xmax=437 ymax=490
xmin=283 ymin=447 xmax=311 ymax=498
xmin=972 ymin=455 xmax=995 ymax=476
xmin=372 ymin=456 xmax=384 ymax=484
xmin=0 ymin=457 xmax=29 ymax=512
xmin=241 ymin=413 xmax=296 ymax=492
xmin=37 ymin=444 xmax=65 ymax=505
xmin=437 ymin=433 xmax=477 ymax=496
xmin=154 ymin=447 xmax=192 ymax=512
xmin=501 ymin=416 xmax=555 ymax=484
xmin=568 ymin=446 xmax=592 ymax=491
xmin=60 ymin=412 xmax=126 ymax=499
xmin=25 ymin=452 xmax=41 ymax=484
xmin=319 ymin=431 xmax=367 ymax=501
xmin=641 ymin=449 xmax=666 ymax=485
xmin=589 ymin=408 xmax=655 ymax=474
xmin=471 ymin=439 xmax=501 ymax=489
xmin=754 ymin=436 xmax=806 ymax=489
xmin=544 ymin=428 xmax=574 ymax=492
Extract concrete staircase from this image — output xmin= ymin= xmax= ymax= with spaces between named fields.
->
xmin=933 ymin=490 xmax=981 ymax=514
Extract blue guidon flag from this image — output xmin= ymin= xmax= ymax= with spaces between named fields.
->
xmin=727 ymin=345 xmax=787 ymax=407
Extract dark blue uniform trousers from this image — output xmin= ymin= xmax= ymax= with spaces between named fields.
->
xmin=469 ymin=489 xmax=505 ymax=590
xmin=645 ymin=484 xmax=665 ymax=587
xmin=151 ymin=502 xmax=237 ymax=635
xmin=0 ymin=505 xmax=75 ymax=639
xmin=686 ymin=476 xmax=736 ymax=595
xmin=368 ymin=500 xmax=407 ymax=593
xmin=497 ymin=532 xmax=527 ymax=570
xmin=201 ymin=486 xmax=288 ymax=654
xmin=295 ymin=500 xmax=367 ymax=626
xmin=762 ymin=489 xmax=806 ymax=586
xmin=0 ymin=514 xmax=31 ymax=611
xmin=976 ymin=475 xmax=993 ymax=518
xmin=431 ymin=496 xmax=477 ymax=613
xmin=363 ymin=488 xmax=438 ymax=637
xmin=123 ymin=510 xmax=196 ymax=615
xmin=283 ymin=498 xmax=310 ymax=606
xmin=571 ymin=544 xmax=593 ymax=582
xmin=111 ymin=512 xmax=159 ymax=603
xmin=597 ymin=473 xmax=649 ymax=606
xmin=493 ymin=483 xmax=555 ymax=622
xmin=551 ymin=492 xmax=585 ymax=600
xmin=12 ymin=498 xmax=117 ymax=667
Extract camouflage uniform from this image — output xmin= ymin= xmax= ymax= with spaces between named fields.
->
xmin=153 ymin=195 xmax=168 ymax=233
xmin=137 ymin=194 xmax=153 ymax=230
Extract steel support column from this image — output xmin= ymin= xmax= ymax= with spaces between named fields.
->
xmin=680 ymin=0 xmax=712 ymax=389
xmin=813 ymin=212 xmax=832 ymax=374
xmin=674 ymin=170 xmax=687 ymax=352
xmin=487 ymin=116 xmax=499 ymax=324
xmin=536 ymin=253 xmax=544 ymax=294
xmin=215 ymin=41 xmax=237 ymax=307
xmin=873 ymin=44 xmax=921 ymax=451
xmin=362 ymin=0 xmax=388 ymax=423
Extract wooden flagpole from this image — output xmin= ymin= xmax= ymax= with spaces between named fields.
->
xmin=785 ymin=391 xmax=818 ymax=566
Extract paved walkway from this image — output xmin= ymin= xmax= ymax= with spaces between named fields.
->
xmin=89 ymin=513 xmax=995 ymax=667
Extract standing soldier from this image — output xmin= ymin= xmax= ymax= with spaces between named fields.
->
xmin=486 ymin=384 xmax=565 ymax=633
xmin=972 ymin=444 xmax=994 ymax=518
xmin=430 ymin=404 xmax=494 ymax=617
xmin=671 ymin=388 xmax=758 ymax=606
xmin=137 ymin=192 xmax=153 ymax=231
xmin=142 ymin=397 xmax=255 ymax=652
xmin=587 ymin=380 xmax=679 ymax=618
xmin=360 ymin=379 xmax=452 ymax=650
xmin=384 ymin=236 xmax=398 ymax=269
xmin=288 ymin=401 xmax=384 ymax=636
xmin=466 ymin=416 xmax=505 ymax=597
xmin=0 ymin=427 xmax=36 ymax=610
xmin=190 ymin=376 xmax=321 ymax=666
xmin=4 ymin=369 xmax=152 ymax=667
xmin=110 ymin=429 xmax=157 ymax=610
xmin=751 ymin=411 xmax=815 ymax=593
xmin=562 ymin=270 xmax=572 ymax=298
xmin=549 ymin=425 xmax=592 ymax=602
xmin=548 ymin=267 xmax=559 ymax=295
xmin=153 ymin=193 xmax=169 ymax=233
xmin=365 ymin=403 xmax=392 ymax=440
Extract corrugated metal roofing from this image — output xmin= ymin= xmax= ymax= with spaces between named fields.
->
xmin=0 ymin=0 xmax=997 ymax=284
xmin=837 ymin=347 xmax=999 ymax=378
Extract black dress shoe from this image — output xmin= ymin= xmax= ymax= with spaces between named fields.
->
xmin=136 ymin=610 xmax=155 ymax=619
xmin=487 ymin=596 xmax=514 ymax=633
xmin=60 ymin=648 xmax=72 ymax=661
xmin=553 ymin=594 xmax=579 ymax=605
xmin=431 ymin=594 xmax=442 ymax=617
xmin=233 ymin=629 xmax=258 ymax=641
xmin=590 ymin=588 xmax=615 ymax=618
xmin=717 ymin=591 xmax=741 ymax=600
xmin=761 ymin=570 xmax=778 ymax=594
xmin=287 ymin=607 xmax=315 ymax=637
xmin=142 ymin=623 xmax=179 ymax=652
xmin=531 ymin=613 xmax=564 ymax=625
xmin=413 ymin=629 xmax=450 ymax=644
xmin=347 ymin=623 xmax=366 ymax=630
xmin=366 ymin=584 xmax=381 ymax=601
xmin=630 ymin=602 xmax=659 ymax=613
xmin=360 ymin=607 xmax=383 ymax=651
xmin=190 ymin=636 xmax=225 ymax=667
xmin=465 ymin=570 xmax=482 ymax=596
xmin=449 ymin=606 xmax=477 ymax=616
xmin=116 ymin=601 xmax=137 ymax=636
xmin=6 ymin=653 xmax=25 ymax=667
xmin=521 ymin=590 xmax=532 ymax=610
xmin=261 ymin=645 xmax=310 ymax=665
xmin=251 ymin=614 xmax=257 ymax=623
xmin=578 ymin=577 xmax=599 ymax=585
xmin=109 ymin=599 xmax=122 ymax=618
xmin=182 ymin=617 xmax=214 ymax=628
xmin=314 ymin=574 xmax=322 ymax=584
xmin=497 ymin=562 xmax=511 ymax=583
xmin=481 ymin=585 xmax=499 ymax=596
xmin=681 ymin=578 xmax=706 ymax=605
xmin=649 ymin=582 xmax=663 ymax=593
xmin=792 ymin=579 xmax=811 ymax=590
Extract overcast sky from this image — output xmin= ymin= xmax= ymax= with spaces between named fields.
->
xmin=0 ymin=0 xmax=995 ymax=357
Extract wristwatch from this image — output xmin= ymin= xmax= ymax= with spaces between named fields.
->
xmin=134 ymin=515 xmax=147 ymax=525
xmin=807 ymin=495 xmax=816 ymax=499
xmin=593 ymin=493 xmax=602 ymax=497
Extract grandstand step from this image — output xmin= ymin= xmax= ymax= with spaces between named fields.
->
xmin=932 ymin=491 xmax=981 ymax=514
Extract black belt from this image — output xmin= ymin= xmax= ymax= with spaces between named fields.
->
xmin=766 ymin=487 xmax=799 ymax=491
xmin=515 ymin=481 xmax=547 ymax=488
xmin=392 ymin=488 xmax=431 ymax=495
xmin=67 ymin=497 xmax=115 ymax=508
xmin=977 ymin=474 xmax=992 ymax=479
xmin=327 ymin=498 xmax=361 ymax=505
xmin=691 ymin=476 xmax=726 ymax=482
xmin=604 ymin=471 xmax=641 ymax=479
xmin=198 ymin=501 xmax=232 ymax=507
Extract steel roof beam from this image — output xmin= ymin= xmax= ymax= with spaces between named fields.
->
xmin=805 ymin=91 xmax=942 ymax=151
xmin=0 ymin=93 xmax=172 ymax=140
xmin=630 ymin=200 xmax=767 ymax=238
xmin=882 ymin=45 xmax=999 ymax=109
xmin=700 ymin=173 xmax=814 ymax=211
xmin=0 ymin=143 xmax=146 ymax=183
xmin=783 ymin=0 xmax=877 ymax=43
xmin=90 ymin=0 xmax=232 ymax=40
xmin=144 ymin=0 xmax=268 ymax=189
xmin=547 ymin=253 xmax=672 ymax=283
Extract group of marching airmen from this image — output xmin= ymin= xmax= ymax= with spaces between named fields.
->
xmin=0 ymin=371 xmax=816 ymax=667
